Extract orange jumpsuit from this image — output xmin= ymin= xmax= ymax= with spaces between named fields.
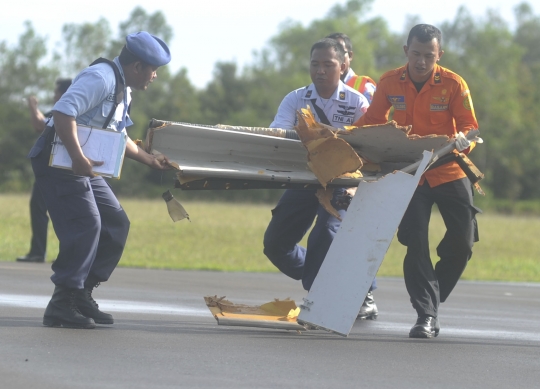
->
xmin=354 ymin=63 xmax=478 ymax=187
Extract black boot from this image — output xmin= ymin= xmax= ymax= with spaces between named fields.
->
xmin=74 ymin=283 xmax=114 ymax=324
xmin=409 ymin=315 xmax=440 ymax=338
xmin=16 ymin=254 xmax=45 ymax=263
xmin=357 ymin=291 xmax=378 ymax=320
xmin=43 ymin=286 xmax=96 ymax=329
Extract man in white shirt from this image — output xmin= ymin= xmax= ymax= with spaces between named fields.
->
xmin=263 ymin=38 xmax=370 ymax=293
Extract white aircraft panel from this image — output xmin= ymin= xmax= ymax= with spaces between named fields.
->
xmin=149 ymin=122 xmax=372 ymax=187
xmin=297 ymin=151 xmax=433 ymax=336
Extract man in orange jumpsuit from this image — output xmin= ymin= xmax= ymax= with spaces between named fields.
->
xmin=354 ymin=24 xmax=481 ymax=338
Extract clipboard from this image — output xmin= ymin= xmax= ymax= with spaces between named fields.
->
xmin=49 ymin=125 xmax=128 ymax=179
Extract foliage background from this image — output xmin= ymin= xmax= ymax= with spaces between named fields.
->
xmin=1 ymin=0 xmax=539 ymax=208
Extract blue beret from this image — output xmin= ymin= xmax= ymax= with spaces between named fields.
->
xmin=125 ymin=31 xmax=171 ymax=67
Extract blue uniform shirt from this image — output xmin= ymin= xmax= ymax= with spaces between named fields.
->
xmin=50 ymin=57 xmax=133 ymax=132
xmin=28 ymin=57 xmax=132 ymax=158
xmin=270 ymin=81 xmax=369 ymax=130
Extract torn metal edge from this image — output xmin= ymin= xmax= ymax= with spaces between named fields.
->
xmin=296 ymin=319 xmax=348 ymax=337
xmin=204 ymin=296 xmax=307 ymax=332
xmin=216 ymin=317 xmax=306 ymax=331
xmin=145 ymin=118 xmax=172 ymax=153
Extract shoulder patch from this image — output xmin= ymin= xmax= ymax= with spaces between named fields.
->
xmin=463 ymin=95 xmax=473 ymax=110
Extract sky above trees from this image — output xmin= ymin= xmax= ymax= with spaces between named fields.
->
xmin=0 ymin=0 xmax=536 ymax=88
xmin=1 ymin=0 xmax=539 ymax=201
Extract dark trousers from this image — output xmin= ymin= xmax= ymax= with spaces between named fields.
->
xmin=397 ymin=177 xmax=480 ymax=317
xmin=263 ymin=189 xmax=377 ymax=291
xmin=27 ymin=181 xmax=49 ymax=257
xmin=31 ymin=149 xmax=130 ymax=289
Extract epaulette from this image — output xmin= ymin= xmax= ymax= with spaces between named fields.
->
xmin=438 ymin=66 xmax=463 ymax=83
xmin=379 ymin=66 xmax=406 ymax=82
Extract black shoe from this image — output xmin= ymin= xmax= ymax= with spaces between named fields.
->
xmin=409 ymin=315 xmax=440 ymax=338
xmin=43 ymin=286 xmax=95 ymax=329
xmin=74 ymin=283 xmax=114 ymax=325
xmin=16 ymin=254 xmax=45 ymax=263
xmin=357 ymin=291 xmax=378 ymax=320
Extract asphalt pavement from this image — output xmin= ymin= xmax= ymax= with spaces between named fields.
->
xmin=1 ymin=261 xmax=539 ymax=389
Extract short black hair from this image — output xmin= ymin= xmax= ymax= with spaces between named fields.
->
xmin=55 ymin=78 xmax=72 ymax=94
xmin=119 ymin=45 xmax=151 ymax=67
xmin=325 ymin=32 xmax=352 ymax=53
xmin=407 ymin=24 xmax=443 ymax=49
xmin=310 ymin=38 xmax=345 ymax=63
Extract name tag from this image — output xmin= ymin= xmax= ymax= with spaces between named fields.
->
xmin=430 ymin=104 xmax=449 ymax=111
xmin=333 ymin=115 xmax=354 ymax=124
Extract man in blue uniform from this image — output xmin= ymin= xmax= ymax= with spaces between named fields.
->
xmin=28 ymin=31 xmax=172 ymax=329
xmin=17 ymin=79 xmax=72 ymax=263
xmin=263 ymin=38 xmax=369 ymax=292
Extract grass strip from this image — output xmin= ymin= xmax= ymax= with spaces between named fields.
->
xmin=1 ymin=193 xmax=539 ymax=282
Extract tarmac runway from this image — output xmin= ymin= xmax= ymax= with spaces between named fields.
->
xmin=1 ymin=261 xmax=539 ymax=388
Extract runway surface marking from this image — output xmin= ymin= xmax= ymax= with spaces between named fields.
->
xmin=2 ymin=293 xmax=540 ymax=342
xmin=371 ymin=321 xmax=540 ymax=342
xmin=0 ymin=293 xmax=210 ymax=316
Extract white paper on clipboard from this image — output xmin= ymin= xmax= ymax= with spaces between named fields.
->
xmin=49 ymin=125 xmax=128 ymax=179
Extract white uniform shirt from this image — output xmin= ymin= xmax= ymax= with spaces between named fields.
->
xmin=270 ymin=81 xmax=369 ymax=130
xmin=343 ymin=68 xmax=376 ymax=104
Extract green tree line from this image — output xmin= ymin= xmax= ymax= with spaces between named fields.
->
xmin=1 ymin=0 xmax=539 ymax=203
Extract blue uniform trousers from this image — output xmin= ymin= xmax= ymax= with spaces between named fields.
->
xmin=31 ymin=145 xmax=130 ymax=289
xmin=397 ymin=177 xmax=480 ymax=318
xmin=263 ymin=188 xmax=377 ymax=291
xmin=28 ymin=181 xmax=49 ymax=258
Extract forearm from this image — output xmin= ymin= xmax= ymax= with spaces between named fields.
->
xmin=456 ymin=122 xmax=478 ymax=136
xmin=27 ymin=97 xmax=46 ymax=132
xmin=30 ymin=110 xmax=46 ymax=132
xmin=452 ymin=88 xmax=479 ymax=153
xmin=125 ymin=137 xmax=158 ymax=166
xmin=52 ymin=111 xmax=85 ymax=162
